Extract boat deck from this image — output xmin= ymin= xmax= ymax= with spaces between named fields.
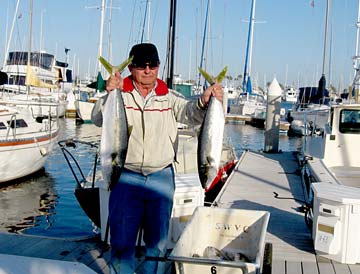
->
xmin=307 ymin=157 xmax=360 ymax=188
xmin=213 ymin=150 xmax=360 ymax=274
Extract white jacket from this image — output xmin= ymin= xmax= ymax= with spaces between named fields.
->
xmin=91 ymin=76 xmax=206 ymax=175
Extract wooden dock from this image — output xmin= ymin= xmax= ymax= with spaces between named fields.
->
xmin=226 ymin=114 xmax=290 ymax=132
xmin=214 ymin=150 xmax=360 ymax=274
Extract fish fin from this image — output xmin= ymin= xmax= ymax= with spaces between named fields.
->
xmin=112 ymin=56 xmax=134 ymax=74
xmin=198 ymin=67 xmax=215 ymax=85
xmin=215 ymin=65 xmax=228 ymax=83
xmin=98 ymin=56 xmax=113 ymax=74
xmin=198 ymin=66 xmax=229 ymax=85
xmin=98 ymin=56 xmax=134 ymax=74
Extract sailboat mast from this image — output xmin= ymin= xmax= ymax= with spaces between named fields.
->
xmin=3 ymin=0 xmax=21 ymax=68
xmin=166 ymin=0 xmax=177 ymax=89
xmin=321 ymin=0 xmax=330 ymax=77
xmin=354 ymin=0 xmax=360 ymax=76
xmin=26 ymin=0 xmax=33 ymax=94
xmin=197 ymin=0 xmax=211 ymax=88
xmin=318 ymin=0 xmax=330 ymax=102
xmin=242 ymin=0 xmax=256 ymax=93
xmin=98 ymin=0 xmax=106 ymax=74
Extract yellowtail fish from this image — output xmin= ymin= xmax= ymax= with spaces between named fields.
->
xmin=197 ymin=67 xmax=227 ymax=190
xmin=99 ymin=57 xmax=131 ymax=190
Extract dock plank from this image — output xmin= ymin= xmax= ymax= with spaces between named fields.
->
xmin=318 ymin=262 xmax=335 ymax=274
xmin=272 ymin=259 xmax=286 ymax=274
xmin=332 ymin=263 xmax=351 ymax=274
xmin=286 ymin=261 xmax=302 ymax=274
xmin=302 ymin=261 xmax=319 ymax=274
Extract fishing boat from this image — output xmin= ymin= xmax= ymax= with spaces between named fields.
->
xmin=0 ymin=99 xmax=60 ymax=183
xmin=301 ymin=103 xmax=360 ymax=189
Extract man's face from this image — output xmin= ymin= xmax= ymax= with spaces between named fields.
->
xmin=130 ymin=61 xmax=159 ymax=87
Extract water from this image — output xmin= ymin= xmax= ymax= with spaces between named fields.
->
xmin=0 ymin=116 xmax=303 ymax=239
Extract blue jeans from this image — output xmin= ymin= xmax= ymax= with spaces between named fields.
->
xmin=109 ymin=165 xmax=175 ymax=274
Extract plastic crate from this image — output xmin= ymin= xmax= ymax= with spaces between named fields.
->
xmin=169 ymin=206 xmax=270 ymax=274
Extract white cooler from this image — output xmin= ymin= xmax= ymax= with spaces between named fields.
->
xmin=312 ymin=182 xmax=360 ymax=264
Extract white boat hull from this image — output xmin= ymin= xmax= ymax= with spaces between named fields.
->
xmin=0 ymin=102 xmax=59 ymax=183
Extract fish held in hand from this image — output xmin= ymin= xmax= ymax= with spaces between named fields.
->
xmin=100 ymin=89 xmax=129 ymax=190
xmin=197 ymin=96 xmax=225 ymax=190
xmin=197 ymin=66 xmax=227 ymax=191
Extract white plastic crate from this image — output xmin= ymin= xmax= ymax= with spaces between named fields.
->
xmin=169 ymin=206 xmax=270 ymax=274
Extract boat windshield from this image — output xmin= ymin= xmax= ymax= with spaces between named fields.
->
xmin=6 ymin=52 xmax=54 ymax=71
xmin=339 ymin=109 xmax=360 ymax=134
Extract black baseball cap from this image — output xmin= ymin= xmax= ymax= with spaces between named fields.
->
xmin=129 ymin=43 xmax=160 ymax=65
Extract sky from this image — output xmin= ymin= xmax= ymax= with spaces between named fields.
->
xmin=0 ymin=0 xmax=359 ymax=91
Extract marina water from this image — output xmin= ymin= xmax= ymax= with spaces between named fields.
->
xmin=0 ymin=114 xmax=302 ymax=239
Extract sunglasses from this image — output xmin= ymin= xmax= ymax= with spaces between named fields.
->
xmin=131 ymin=61 xmax=159 ymax=70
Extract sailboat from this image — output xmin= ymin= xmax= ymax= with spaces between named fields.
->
xmin=287 ymin=1 xmax=332 ymax=137
xmin=0 ymin=0 xmax=60 ymax=184
xmin=228 ymin=0 xmax=267 ymax=122
xmin=75 ymin=0 xmax=108 ymax=124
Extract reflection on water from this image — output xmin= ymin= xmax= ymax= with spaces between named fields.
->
xmin=0 ymin=171 xmax=58 ymax=233
xmin=0 ymin=118 xmax=303 ymax=239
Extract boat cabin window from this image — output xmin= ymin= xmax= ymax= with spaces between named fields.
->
xmin=7 ymin=119 xmax=28 ymax=128
xmin=0 ymin=122 xmax=7 ymax=130
xmin=6 ymin=52 xmax=54 ymax=71
xmin=339 ymin=109 xmax=360 ymax=134
xmin=8 ymin=75 xmax=26 ymax=86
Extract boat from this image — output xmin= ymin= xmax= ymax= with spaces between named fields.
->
xmin=283 ymin=86 xmax=298 ymax=103
xmin=287 ymin=86 xmax=331 ymax=136
xmin=75 ymin=90 xmax=104 ymax=124
xmin=1 ymin=51 xmax=71 ymax=118
xmin=0 ymin=99 xmax=60 ymax=183
xmin=228 ymin=91 xmax=266 ymax=118
xmin=227 ymin=0 xmax=267 ymax=122
xmin=287 ymin=0 xmax=332 ymax=137
xmin=301 ymin=103 xmax=360 ymax=187
xmin=299 ymin=103 xmax=360 ymax=232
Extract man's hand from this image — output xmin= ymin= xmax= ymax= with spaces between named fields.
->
xmin=200 ymin=83 xmax=223 ymax=106
xmin=106 ymin=72 xmax=123 ymax=93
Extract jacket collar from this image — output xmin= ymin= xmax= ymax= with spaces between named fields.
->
xmin=123 ymin=76 xmax=169 ymax=96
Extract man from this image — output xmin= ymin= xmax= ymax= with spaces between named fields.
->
xmin=91 ymin=43 xmax=223 ymax=273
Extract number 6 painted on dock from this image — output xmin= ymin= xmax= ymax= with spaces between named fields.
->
xmin=211 ymin=265 xmax=217 ymax=274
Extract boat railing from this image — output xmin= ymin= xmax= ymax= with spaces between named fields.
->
xmin=5 ymin=113 xmax=17 ymax=140
xmin=58 ymin=139 xmax=99 ymax=188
